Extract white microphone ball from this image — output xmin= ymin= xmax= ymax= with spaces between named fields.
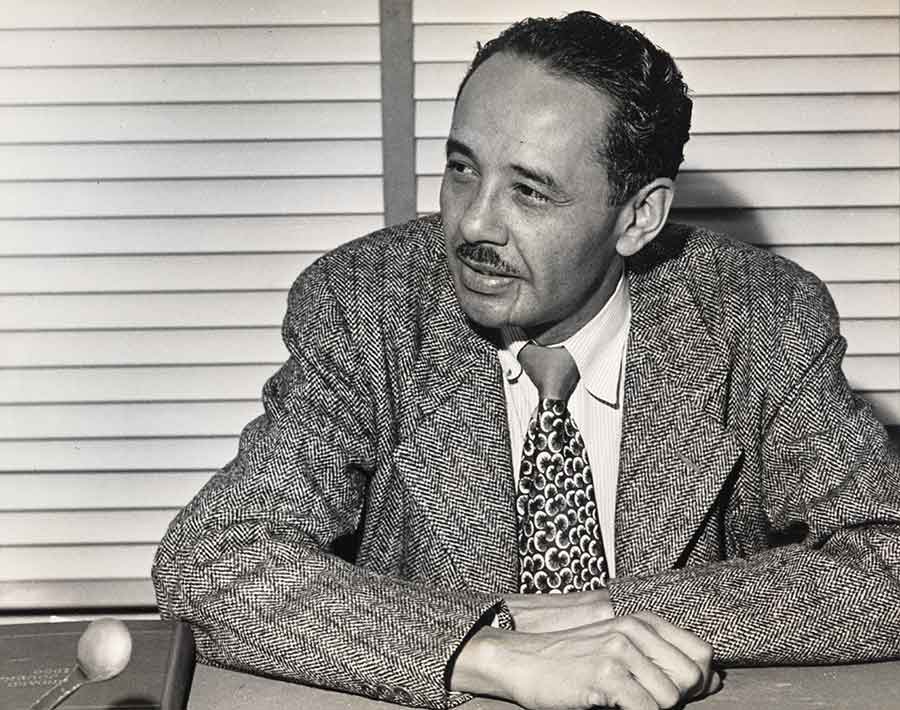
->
xmin=76 ymin=618 xmax=133 ymax=681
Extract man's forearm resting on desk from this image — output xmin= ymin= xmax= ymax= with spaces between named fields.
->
xmin=450 ymin=591 xmax=716 ymax=710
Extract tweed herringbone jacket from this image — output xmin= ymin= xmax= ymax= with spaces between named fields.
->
xmin=153 ymin=215 xmax=900 ymax=709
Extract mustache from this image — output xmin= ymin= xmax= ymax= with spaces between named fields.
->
xmin=455 ymin=243 xmax=518 ymax=276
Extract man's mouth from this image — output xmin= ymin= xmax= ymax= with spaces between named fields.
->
xmin=455 ymin=243 xmax=518 ymax=278
xmin=458 ymin=255 xmax=516 ymax=278
xmin=455 ymin=254 xmax=519 ymax=296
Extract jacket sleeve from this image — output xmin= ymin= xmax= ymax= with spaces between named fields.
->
xmin=151 ymin=259 xmax=505 ymax=709
xmin=607 ymin=269 xmax=900 ymax=666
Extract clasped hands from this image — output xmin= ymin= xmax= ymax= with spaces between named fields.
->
xmin=450 ymin=590 xmax=718 ymax=710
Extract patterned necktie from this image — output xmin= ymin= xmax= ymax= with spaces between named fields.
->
xmin=516 ymin=343 xmax=610 ymax=593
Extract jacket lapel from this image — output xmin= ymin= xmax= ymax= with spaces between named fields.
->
xmin=615 ymin=241 xmax=742 ymax=577
xmin=391 ymin=249 xmax=519 ymax=594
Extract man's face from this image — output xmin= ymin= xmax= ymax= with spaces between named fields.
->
xmin=441 ymin=52 xmax=627 ymax=344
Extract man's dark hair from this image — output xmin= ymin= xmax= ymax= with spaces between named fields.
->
xmin=457 ymin=11 xmax=692 ymax=206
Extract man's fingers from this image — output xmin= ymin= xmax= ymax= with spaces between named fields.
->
xmin=597 ymin=634 xmax=682 ymax=709
xmin=589 ymin=662 xmax=663 ymax=710
xmin=603 ymin=615 xmax=709 ymax=698
xmin=632 ymin=611 xmax=715 ymax=694
xmin=634 ymin=611 xmax=714 ymax=665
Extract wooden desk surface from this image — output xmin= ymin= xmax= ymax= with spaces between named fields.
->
xmin=190 ymin=660 xmax=900 ymax=710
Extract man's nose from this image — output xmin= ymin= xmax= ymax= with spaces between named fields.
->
xmin=459 ymin=186 xmax=506 ymax=245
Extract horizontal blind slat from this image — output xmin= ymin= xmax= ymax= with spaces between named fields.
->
xmin=0 ymin=328 xmax=284 ymax=366
xmin=0 ymin=438 xmax=238 ymax=471
xmin=0 ymin=292 xmax=289 ymax=329
xmin=1 ymin=0 xmax=380 ymax=28
xmin=669 ymin=208 xmax=900 ymax=246
xmin=0 ymin=472 xmax=212 ymax=511
xmin=0 ymin=401 xmax=265 ymax=438
xmin=0 ymin=177 xmax=384 ymax=218
xmin=0 ymin=215 xmax=383 ymax=255
xmin=828 ymin=284 xmax=900 ymax=319
xmin=414 ymin=19 xmax=899 ymax=61
xmin=414 ymin=58 xmax=900 ymax=99
xmin=0 ymin=103 xmax=383 ymax=142
xmin=843 ymin=355 xmax=900 ymax=391
xmin=0 ymin=65 xmax=382 ymax=104
xmin=412 ymin=0 xmax=900 ymax=22
xmin=0 ymin=544 xmax=158 ymax=580
xmin=841 ymin=320 xmax=900 ymax=355
xmin=0 ymin=27 xmax=380 ymax=66
xmin=0 ymin=579 xmax=156 ymax=609
xmin=768 ymin=245 xmax=899 ymax=282
xmin=672 ymin=171 xmax=900 ymax=208
xmin=690 ymin=96 xmax=900 ymax=133
xmin=0 ymin=141 xmax=383 ymax=180
xmin=0 ymin=365 xmax=275 ymax=403
xmin=0 ymin=253 xmax=323 ymax=293
xmin=0 ymin=510 xmax=178 ymax=545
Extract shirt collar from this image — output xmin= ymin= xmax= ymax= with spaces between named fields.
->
xmin=497 ymin=274 xmax=631 ymax=406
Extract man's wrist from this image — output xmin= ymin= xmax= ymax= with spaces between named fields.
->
xmin=448 ymin=624 xmax=512 ymax=699
xmin=504 ymin=589 xmax=614 ymax=633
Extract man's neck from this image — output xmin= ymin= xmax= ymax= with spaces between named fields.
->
xmin=524 ymin=255 xmax=625 ymax=346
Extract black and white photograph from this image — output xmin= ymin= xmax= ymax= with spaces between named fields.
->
xmin=1 ymin=2 xmax=898 ymax=709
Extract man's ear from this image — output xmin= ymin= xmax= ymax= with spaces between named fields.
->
xmin=614 ymin=178 xmax=675 ymax=257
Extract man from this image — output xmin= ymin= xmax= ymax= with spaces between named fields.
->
xmin=152 ymin=12 xmax=900 ymax=710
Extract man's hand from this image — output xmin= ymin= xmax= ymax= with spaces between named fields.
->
xmin=505 ymin=589 xmax=615 ymax=634
xmin=450 ymin=612 xmax=715 ymax=710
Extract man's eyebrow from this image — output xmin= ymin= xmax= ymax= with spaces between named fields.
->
xmin=510 ymin=163 xmax=560 ymax=192
xmin=445 ymin=137 xmax=475 ymax=160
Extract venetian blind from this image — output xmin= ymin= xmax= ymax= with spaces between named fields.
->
xmin=414 ymin=1 xmax=900 ymax=433
xmin=0 ymin=0 xmax=384 ymax=609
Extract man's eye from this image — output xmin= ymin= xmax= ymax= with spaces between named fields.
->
xmin=516 ymin=184 xmax=550 ymax=204
xmin=445 ymin=159 xmax=473 ymax=175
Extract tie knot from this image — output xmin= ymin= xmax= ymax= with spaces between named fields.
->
xmin=518 ymin=343 xmax=580 ymax=402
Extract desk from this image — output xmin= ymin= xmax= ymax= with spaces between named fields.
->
xmin=189 ymin=661 xmax=900 ymax=710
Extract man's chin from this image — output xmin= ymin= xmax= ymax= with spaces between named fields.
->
xmin=455 ymin=289 xmax=520 ymax=331
xmin=450 ymin=267 xmax=533 ymax=329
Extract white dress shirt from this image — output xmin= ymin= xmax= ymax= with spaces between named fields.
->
xmin=497 ymin=275 xmax=631 ymax=578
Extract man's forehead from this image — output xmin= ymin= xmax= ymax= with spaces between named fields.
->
xmin=449 ymin=53 xmax=613 ymax=174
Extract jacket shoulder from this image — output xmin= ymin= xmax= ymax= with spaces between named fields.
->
xmin=302 ymin=214 xmax=443 ymax=294
xmin=634 ymin=222 xmax=841 ymax=358
xmin=284 ymin=214 xmax=444 ymax=319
